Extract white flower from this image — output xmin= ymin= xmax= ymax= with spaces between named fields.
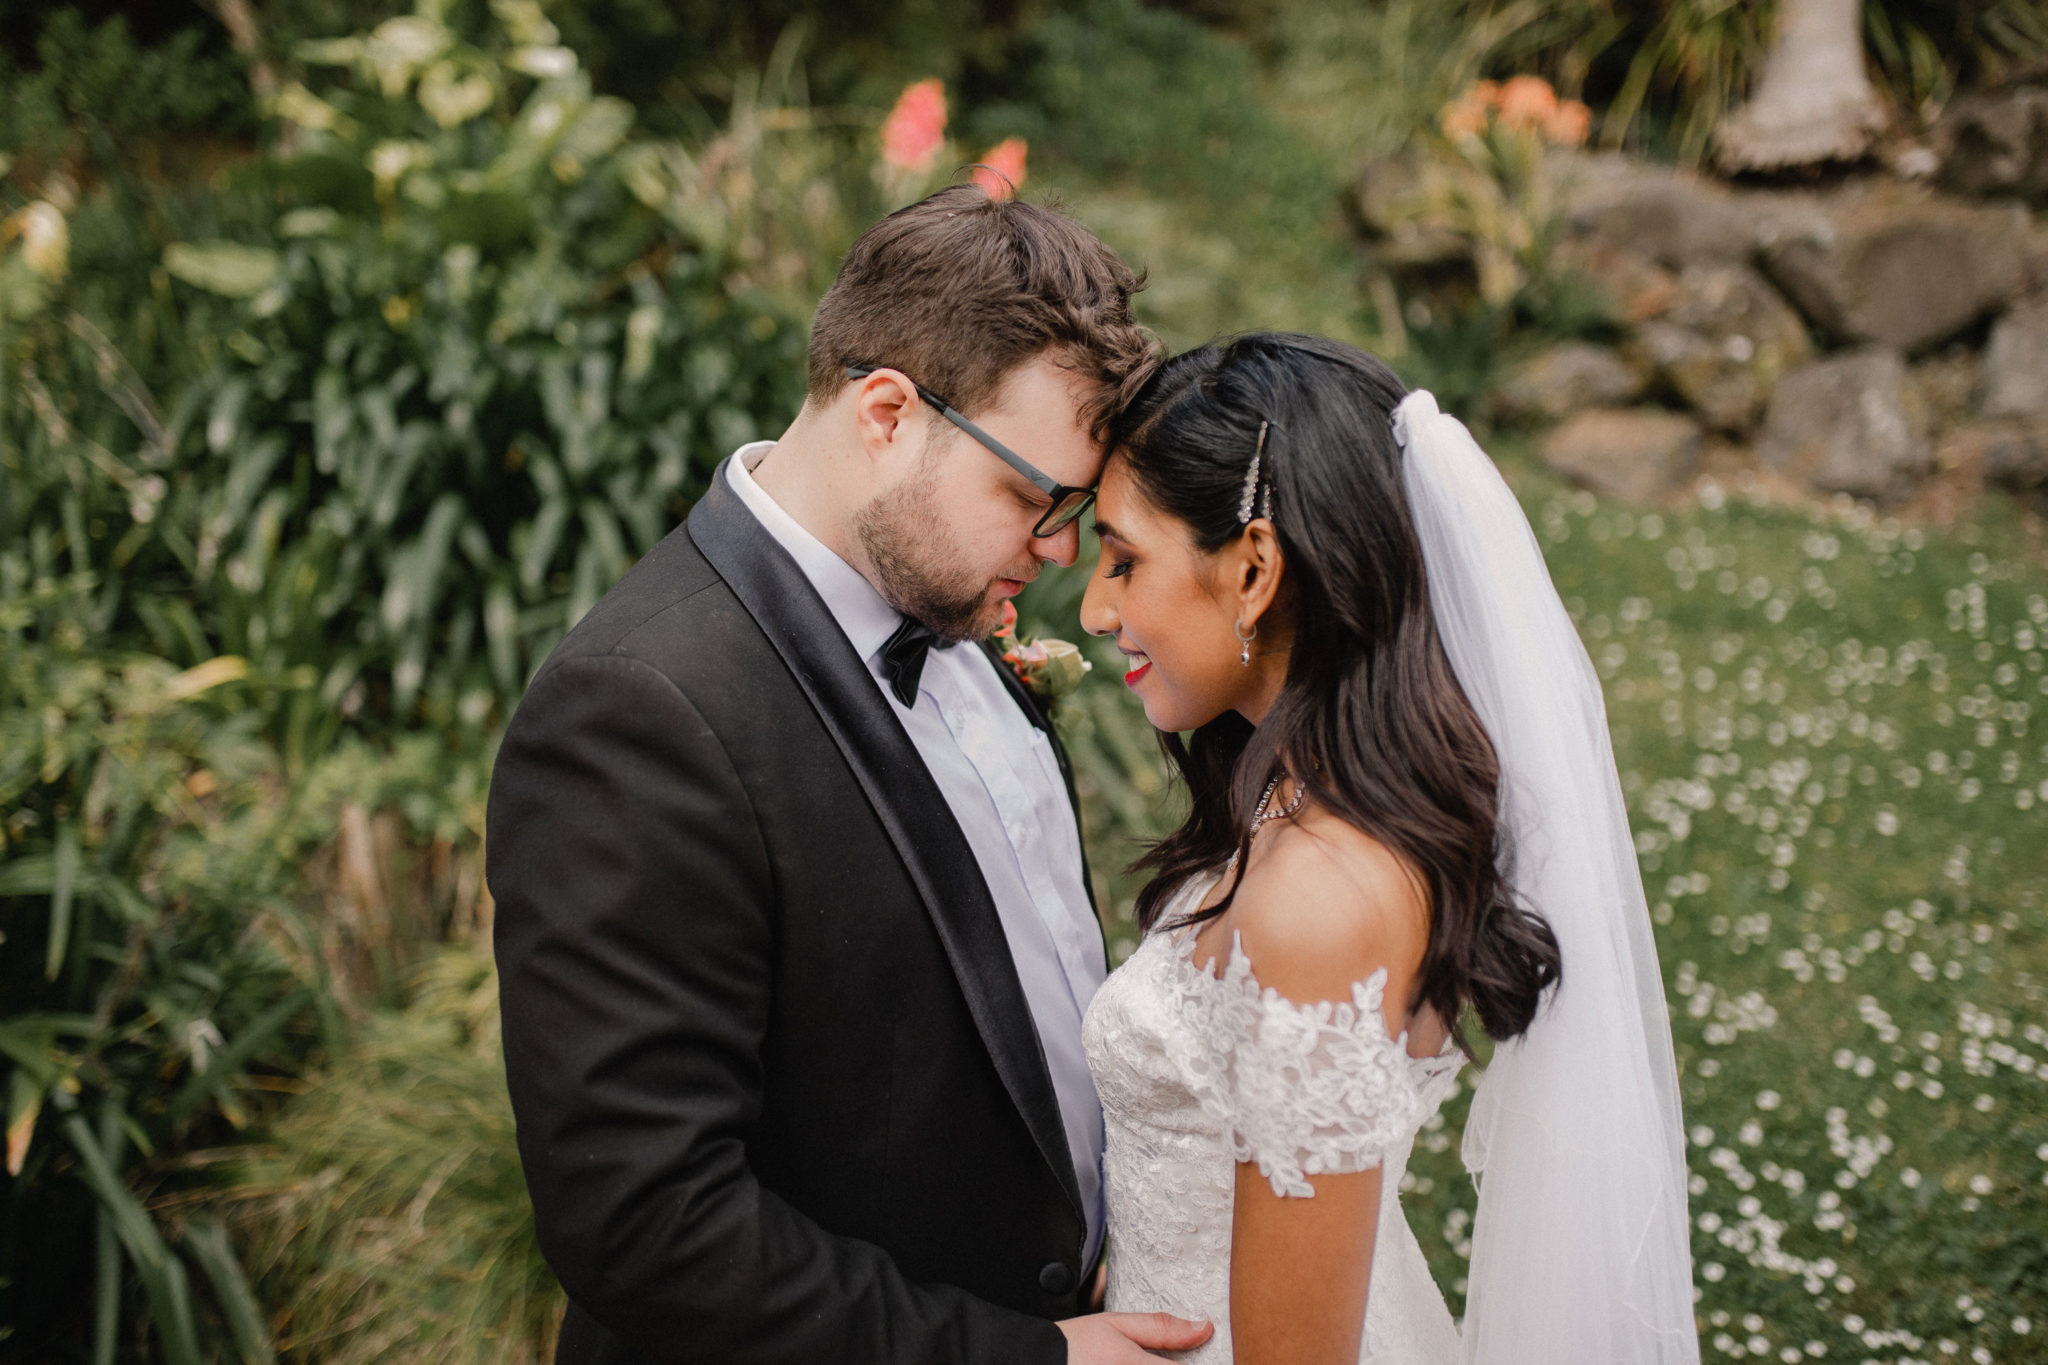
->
xmin=17 ymin=201 xmax=67 ymax=279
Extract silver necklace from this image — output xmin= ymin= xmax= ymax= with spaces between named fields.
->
xmin=1224 ymin=772 xmax=1307 ymax=869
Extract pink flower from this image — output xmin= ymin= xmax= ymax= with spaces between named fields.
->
xmin=971 ymin=138 xmax=1028 ymax=199
xmin=881 ymin=78 xmax=947 ymax=172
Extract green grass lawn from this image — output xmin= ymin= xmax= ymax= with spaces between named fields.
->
xmin=1040 ymin=459 xmax=2048 ymax=1361
xmin=1519 ymin=471 xmax=2048 ymax=1361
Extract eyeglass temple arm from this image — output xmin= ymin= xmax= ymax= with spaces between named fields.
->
xmin=842 ymin=364 xmax=1061 ymax=497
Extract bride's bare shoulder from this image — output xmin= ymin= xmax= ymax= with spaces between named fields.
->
xmin=1226 ymin=803 xmax=1431 ymax=1007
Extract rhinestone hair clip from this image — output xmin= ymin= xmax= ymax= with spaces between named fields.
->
xmin=1237 ymin=420 xmax=1273 ymax=524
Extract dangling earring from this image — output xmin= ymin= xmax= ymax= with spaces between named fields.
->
xmin=1234 ymin=619 xmax=1257 ymax=667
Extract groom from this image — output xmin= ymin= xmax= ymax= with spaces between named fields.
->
xmin=488 ymin=186 xmax=1210 ymax=1364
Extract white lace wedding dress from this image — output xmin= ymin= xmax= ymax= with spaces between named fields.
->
xmin=1082 ymin=873 xmax=1466 ymax=1364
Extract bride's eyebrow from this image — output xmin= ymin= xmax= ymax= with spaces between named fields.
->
xmin=1092 ymin=518 xmax=1124 ymax=542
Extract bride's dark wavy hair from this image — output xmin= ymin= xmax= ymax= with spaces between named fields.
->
xmin=1113 ymin=332 xmax=1560 ymax=1050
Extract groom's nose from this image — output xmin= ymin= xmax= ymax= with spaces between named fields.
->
xmin=1029 ymin=518 xmax=1082 ymax=568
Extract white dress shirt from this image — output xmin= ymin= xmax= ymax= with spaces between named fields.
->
xmin=724 ymin=442 xmax=1108 ymax=1263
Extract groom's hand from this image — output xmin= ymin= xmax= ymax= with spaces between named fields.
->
xmin=1058 ymin=1311 xmax=1213 ymax=1361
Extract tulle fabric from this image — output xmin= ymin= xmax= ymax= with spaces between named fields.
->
xmin=1393 ymin=390 xmax=1700 ymax=1364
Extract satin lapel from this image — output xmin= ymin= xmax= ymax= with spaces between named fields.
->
xmin=687 ymin=465 xmax=1084 ymax=1227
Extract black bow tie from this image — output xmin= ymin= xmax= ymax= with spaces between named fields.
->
xmin=880 ymin=616 xmax=958 ymax=708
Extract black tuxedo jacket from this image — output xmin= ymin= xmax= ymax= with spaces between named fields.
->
xmin=488 ymin=467 xmax=1098 ymax=1365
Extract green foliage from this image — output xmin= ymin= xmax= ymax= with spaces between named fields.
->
xmin=147 ymin=8 xmax=809 ymax=735
xmin=0 ymin=571 xmax=315 ymax=1360
xmin=1448 ymin=0 xmax=2048 ymax=162
xmin=0 ymin=7 xmax=257 ymax=174
xmin=979 ymin=0 xmax=1369 ymax=350
xmin=0 ymin=564 xmax=506 ymax=1358
xmin=216 ymin=946 xmax=560 ymax=1365
xmin=1346 ymin=80 xmax=1612 ymax=417
xmin=1 ymin=4 xmax=818 ymax=755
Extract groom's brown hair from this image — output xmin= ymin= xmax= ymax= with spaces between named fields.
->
xmin=807 ymin=184 xmax=1159 ymax=439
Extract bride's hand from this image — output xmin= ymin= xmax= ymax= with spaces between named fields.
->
xmin=1058 ymin=1311 xmax=1213 ymax=1361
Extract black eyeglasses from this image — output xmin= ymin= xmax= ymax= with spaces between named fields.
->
xmin=845 ymin=364 xmax=1096 ymax=539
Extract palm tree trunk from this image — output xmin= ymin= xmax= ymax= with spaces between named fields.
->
xmin=1715 ymin=0 xmax=1887 ymax=173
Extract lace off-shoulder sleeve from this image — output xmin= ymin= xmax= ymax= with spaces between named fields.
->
xmin=1213 ymin=940 xmax=1426 ymax=1198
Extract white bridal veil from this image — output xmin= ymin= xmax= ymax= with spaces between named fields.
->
xmin=1393 ymin=390 xmax=1700 ymax=1363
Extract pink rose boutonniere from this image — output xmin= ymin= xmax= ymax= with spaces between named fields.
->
xmin=992 ymin=601 xmax=1091 ymax=702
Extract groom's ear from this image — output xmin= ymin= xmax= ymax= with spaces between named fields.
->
xmin=849 ymin=368 xmax=925 ymax=475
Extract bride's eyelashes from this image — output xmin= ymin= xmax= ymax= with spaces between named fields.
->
xmin=1102 ymin=557 xmax=1135 ymax=579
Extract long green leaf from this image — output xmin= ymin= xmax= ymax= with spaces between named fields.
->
xmin=63 ymin=1107 xmax=204 ymax=1365
xmin=44 ymin=820 xmax=79 ymax=981
xmin=484 ymin=578 xmax=520 ymax=695
xmin=183 ymin=1218 xmax=277 ymax=1365
xmin=93 ymin=1100 xmax=124 ymax=1365
xmin=6 ymin=1067 xmax=43 ymax=1177
xmin=93 ymin=1189 xmax=120 ymax=1365
xmin=0 ymin=851 xmax=55 ymax=896
xmin=0 ymin=1013 xmax=93 ymax=1081
xmin=519 ymin=497 xmax=570 ymax=591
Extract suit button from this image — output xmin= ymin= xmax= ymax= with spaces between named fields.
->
xmin=1039 ymin=1261 xmax=1075 ymax=1296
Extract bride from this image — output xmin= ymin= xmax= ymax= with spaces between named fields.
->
xmin=1074 ymin=333 xmax=1700 ymax=1363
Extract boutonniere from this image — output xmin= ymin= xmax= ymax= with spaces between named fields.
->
xmin=992 ymin=601 xmax=1092 ymax=701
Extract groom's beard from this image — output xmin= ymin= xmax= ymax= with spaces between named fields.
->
xmin=854 ymin=477 xmax=1011 ymax=644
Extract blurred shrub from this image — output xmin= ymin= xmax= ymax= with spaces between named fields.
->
xmin=0 ymin=7 xmax=256 ymax=174
xmin=0 ymin=571 xmax=313 ymax=1362
xmin=0 ymin=563 xmax=505 ymax=1359
xmin=154 ymin=3 xmax=814 ymax=737
xmin=1349 ymin=75 xmax=1609 ymax=415
xmin=215 ymin=945 xmax=559 ymax=1365
xmin=1 ymin=2 xmax=822 ymax=757
xmin=988 ymin=0 xmax=1330 ymax=243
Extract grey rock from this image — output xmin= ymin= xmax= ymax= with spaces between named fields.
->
xmin=1552 ymin=237 xmax=1680 ymax=325
xmin=1554 ymin=150 xmax=1831 ymax=268
xmin=1983 ymin=292 xmax=2048 ymax=419
xmin=1910 ymin=346 xmax=1983 ymax=433
xmin=1626 ymin=263 xmax=1813 ymax=433
xmin=1497 ymin=343 xmax=1647 ymax=422
xmin=1758 ymin=184 xmax=2033 ymax=352
xmin=1351 ymin=153 xmax=1469 ymax=268
xmin=1939 ymin=419 xmax=2048 ymax=490
xmin=1540 ymin=407 xmax=1703 ymax=503
xmin=1934 ymin=81 xmax=2048 ymax=205
xmin=1985 ymin=424 xmax=2048 ymax=491
xmin=1757 ymin=347 xmax=1932 ymax=499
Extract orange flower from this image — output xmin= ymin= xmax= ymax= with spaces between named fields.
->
xmin=881 ymin=78 xmax=947 ymax=172
xmin=1544 ymin=98 xmax=1592 ymax=147
xmin=971 ymin=137 xmax=1028 ymax=200
xmin=1440 ymin=89 xmax=1491 ymax=141
xmin=1495 ymin=75 xmax=1558 ymax=134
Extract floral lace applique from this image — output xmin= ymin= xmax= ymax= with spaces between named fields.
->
xmin=1182 ymin=929 xmax=1456 ymax=1198
xmin=1082 ymin=877 xmax=1467 ymax=1363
